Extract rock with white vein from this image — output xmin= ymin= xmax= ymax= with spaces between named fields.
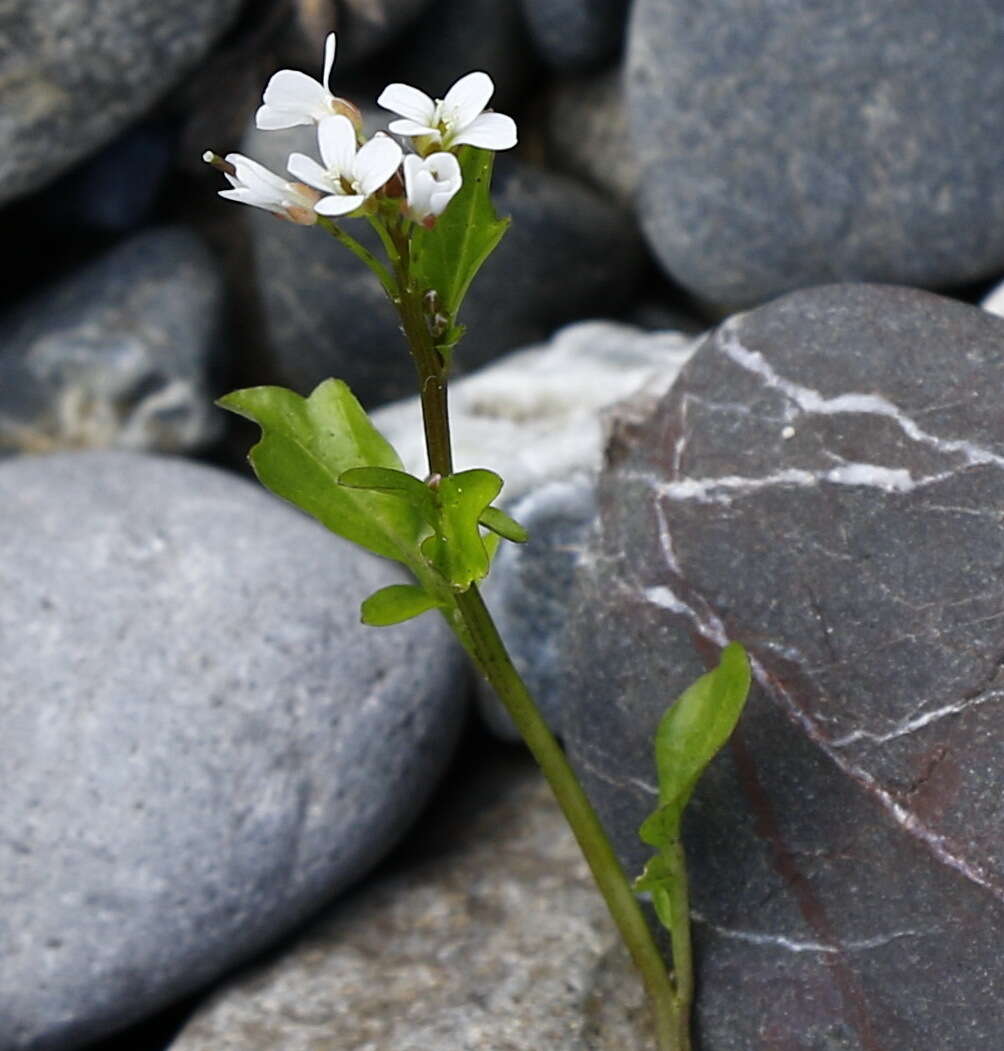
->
xmin=558 ymin=283 xmax=1004 ymax=1049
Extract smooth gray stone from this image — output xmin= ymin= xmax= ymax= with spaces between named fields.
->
xmin=521 ymin=0 xmax=629 ymax=71
xmin=0 ymin=228 xmax=224 ymax=456
xmin=626 ymin=0 xmax=1004 ymax=312
xmin=168 ymin=752 xmax=653 ymax=1051
xmin=333 ymin=0 xmax=434 ymax=66
xmin=0 ymin=451 xmax=466 ymax=1051
xmin=559 ymin=284 xmax=1004 ymax=1049
xmin=241 ymin=122 xmax=645 ymax=406
xmin=0 ymin=0 xmax=241 ymax=205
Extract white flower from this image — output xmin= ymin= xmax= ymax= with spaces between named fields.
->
xmin=213 ymin=152 xmax=320 ymax=224
xmin=256 ymin=33 xmax=360 ymax=131
xmin=403 ymin=152 xmax=462 ymax=223
xmin=377 ymin=72 xmax=517 ymax=153
xmin=287 ymin=115 xmax=402 ymax=217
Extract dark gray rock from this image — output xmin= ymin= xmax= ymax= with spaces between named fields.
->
xmin=333 ymin=0 xmax=434 ymax=66
xmin=547 ymin=68 xmax=638 ymax=209
xmin=240 ymin=122 xmax=645 ymax=405
xmin=559 ymin=284 xmax=1004 ymax=1048
xmin=0 ymin=451 xmax=466 ymax=1051
xmin=626 ymin=0 xmax=1004 ymax=312
xmin=0 ymin=0 xmax=240 ymax=205
xmin=522 ymin=0 xmax=629 ymax=71
xmin=0 ymin=228 xmax=224 ymax=457
xmin=168 ymin=752 xmax=653 ymax=1051
xmin=386 ymin=0 xmax=535 ymax=114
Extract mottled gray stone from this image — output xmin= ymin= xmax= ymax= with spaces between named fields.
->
xmin=0 ymin=0 xmax=240 ymax=205
xmin=0 ymin=451 xmax=466 ymax=1051
xmin=0 ymin=228 xmax=224 ymax=456
xmin=522 ymin=0 xmax=629 ymax=71
xmin=241 ymin=123 xmax=645 ymax=405
xmin=627 ymin=0 xmax=1004 ymax=312
xmin=168 ymin=752 xmax=653 ymax=1051
xmin=547 ymin=68 xmax=638 ymax=208
xmin=559 ymin=284 xmax=1004 ymax=1048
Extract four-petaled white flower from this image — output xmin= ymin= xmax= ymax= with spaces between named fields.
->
xmin=214 ymin=152 xmax=321 ymax=224
xmin=403 ymin=152 xmax=462 ymax=224
xmin=287 ymin=115 xmax=403 ymax=217
xmin=378 ymin=72 xmax=517 ymax=153
xmin=256 ymin=33 xmax=359 ymax=131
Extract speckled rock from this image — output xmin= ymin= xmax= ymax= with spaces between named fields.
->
xmin=0 ymin=451 xmax=466 ymax=1051
xmin=0 ymin=0 xmax=240 ymax=205
xmin=627 ymin=0 xmax=1004 ymax=311
xmin=239 ymin=122 xmax=645 ymax=405
xmin=547 ymin=68 xmax=639 ymax=208
xmin=0 ymin=228 xmax=224 ymax=457
xmin=559 ymin=284 xmax=1004 ymax=1049
xmin=168 ymin=752 xmax=653 ymax=1051
xmin=522 ymin=0 xmax=629 ymax=71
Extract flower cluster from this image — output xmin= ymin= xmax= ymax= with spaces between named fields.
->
xmin=207 ymin=33 xmax=516 ymax=227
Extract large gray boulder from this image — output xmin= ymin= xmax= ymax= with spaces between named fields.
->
xmin=0 ymin=451 xmax=466 ymax=1050
xmin=627 ymin=0 xmax=1004 ymax=311
xmin=559 ymin=284 xmax=1004 ymax=1048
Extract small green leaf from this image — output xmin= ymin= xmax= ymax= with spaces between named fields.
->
xmin=421 ymin=468 xmax=503 ymax=590
xmin=411 ymin=147 xmax=509 ymax=324
xmin=218 ymin=381 xmax=425 ymax=564
xmin=479 ymin=505 xmax=528 ymax=543
xmin=632 ymin=855 xmax=674 ymax=929
xmin=639 ymin=642 xmax=751 ymax=849
xmin=361 ymin=584 xmax=440 ymax=625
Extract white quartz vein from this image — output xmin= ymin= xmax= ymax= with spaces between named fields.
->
xmin=689 ymin=911 xmax=930 ymax=954
xmin=829 ymin=688 xmax=1004 ymax=747
xmin=717 ymin=317 xmax=1004 ymax=471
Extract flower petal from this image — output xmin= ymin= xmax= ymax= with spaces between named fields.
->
xmin=315 ymin=193 xmax=365 ymax=216
xmin=387 ymin=118 xmax=440 ymax=139
xmin=219 ymin=188 xmax=282 ymax=214
xmin=317 ymin=114 xmax=358 ymax=177
xmin=287 ymin=152 xmax=332 ymax=193
xmin=450 ymin=111 xmax=517 ymax=151
xmin=442 ymin=71 xmax=494 ymax=130
xmin=228 ymin=154 xmax=288 ymax=195
xmin=378 ymin=82 xmax=436 ymax=125
xmin=354 ymin=134 xmax=403 ymax=195
xmin=262 ymin=70 xmax=330 ymax=114
xmin=322 ymin=32 xmax=336 ymax=91
xmin=255 ymin=105 xmax=313 ymax=130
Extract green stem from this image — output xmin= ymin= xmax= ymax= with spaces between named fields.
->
xmin=662 ymin=840 xmax=694 ymax=1051
xmin=454 ymin=585 xmax=684 ymax=1051
xmin=317 ymin=217 xmax=396 ymax=298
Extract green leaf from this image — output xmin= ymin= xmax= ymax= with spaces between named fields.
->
xmin=639 ymin=642 xmax=751 ymax=848
xmin=361 ymin=584 xmax=440 ymax=625
xmin=632 ymin=855 xmax=674 ymax=929
xmin=479 ymin=505 xmax=528 ymax=543
xmin=410 ymin=147 xmax=509 ymax=324
xmin=218 ymin=380 xmax=425 ymax=564
xmin=421 ymin=469 xmax=503 ymax=590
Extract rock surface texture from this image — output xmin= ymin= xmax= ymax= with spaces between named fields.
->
xmin=242 ymin=123 xmax=644 ymax=404
xmin=560 ymin=284 xmax=1004 ymax=1049
xmin=0 ymin=228 xmax=224 ymax=456
xmin=0 ymin=451 xmax=466 ymax=1051
xmin=168 ymin=752 xmax=652 ymax=1051
xmin=0 ymin=0 xmax=241 ymax=205
xmin=626 ymin=0 xmax=1004 ymax=311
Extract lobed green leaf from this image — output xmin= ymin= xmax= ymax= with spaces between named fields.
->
xmin=360 ymin=584 xmax=440 ymax=625
xmin=479 ymin=505 xmax=528 ymax=543
xmin=420 ymin=469 xmax=503 ymax=590
xmin=218 ymin=380 xmax=425 ymax=565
